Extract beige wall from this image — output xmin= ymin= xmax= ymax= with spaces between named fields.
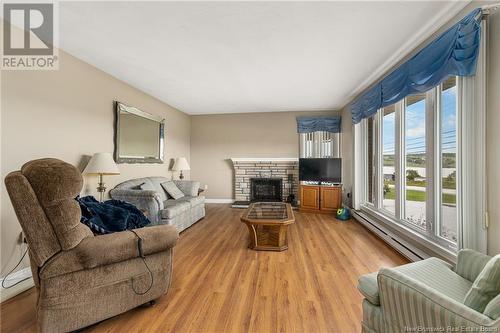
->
xmin=1 ymin=48 xmax=191 ymax=275
xmin=340 ymin=1 xmax=500 ymax=255
xmin=190 ymin=111 xmax=337 ymax=200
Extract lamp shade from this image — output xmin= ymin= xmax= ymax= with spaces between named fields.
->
xmin=83 ymin=153 xmax=120 ymax=175
xmin=172 ymin=157 xmax=190 ymax=171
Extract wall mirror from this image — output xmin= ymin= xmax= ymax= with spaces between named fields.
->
xmin=114 ymin=102 xmax=165 ymax=164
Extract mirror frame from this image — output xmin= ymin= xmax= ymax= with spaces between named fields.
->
xmin=114 ymin=101 xmax=165 ymax=164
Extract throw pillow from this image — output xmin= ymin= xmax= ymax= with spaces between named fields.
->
xmin=161 ymin=181 xmax=185 ymax=200
xmin=463 ymin=254 xmax=500 ymax=313
xmin=484 ymin=294 xmax=500 ymax=319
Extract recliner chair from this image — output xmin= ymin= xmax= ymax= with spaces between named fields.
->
xmin=5 ymin=158 xmax=179 ymax=332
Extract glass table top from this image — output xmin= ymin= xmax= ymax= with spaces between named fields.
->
xmin=245 ymin=202 xmax=289 ymax=220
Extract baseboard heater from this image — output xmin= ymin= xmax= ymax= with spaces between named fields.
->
xmin=352 ymin=210 xmax=427 ymax=262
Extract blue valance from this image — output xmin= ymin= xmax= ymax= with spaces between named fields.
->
xmin=296 ymin=116 xmax=341 ymax=133
xmin=351 ymin=8 xmax=482 ymax=124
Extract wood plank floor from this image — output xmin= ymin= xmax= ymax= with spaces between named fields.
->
xmin=1 ymin=204 xmax=408 ymax=333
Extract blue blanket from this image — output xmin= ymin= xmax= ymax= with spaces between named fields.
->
xmin=76 ymin=196 xmax=150 ymax=234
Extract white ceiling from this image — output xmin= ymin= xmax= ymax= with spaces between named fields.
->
xmin=58 ymin=1 xmax=468 ymax=115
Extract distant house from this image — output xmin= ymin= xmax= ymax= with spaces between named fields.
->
xmin=384 ymin=173 xmax=396 ymax=181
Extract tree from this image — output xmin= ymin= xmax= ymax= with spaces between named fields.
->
xmin=446 ymin=170 xmax=456 ymax=181
xmin=383 ymin=183 xmax=390 ymax=196
xmin=406 ymin=169 xmax=421 ymax=181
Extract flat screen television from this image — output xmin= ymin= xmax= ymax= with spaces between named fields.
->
xmin=299 ymin=158 xmax=342 ymax=183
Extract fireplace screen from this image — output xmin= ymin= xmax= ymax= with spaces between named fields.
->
xmin=250 ymin=178 xmax=283 ymax=202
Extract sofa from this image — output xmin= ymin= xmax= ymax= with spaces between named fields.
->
xmin=358 ymin=250 xmax=500 ymax=332
xmin=4 ymin=158 xmax=179 ymax=332
xmin=110 ymin=177 xmax=205 ymax=232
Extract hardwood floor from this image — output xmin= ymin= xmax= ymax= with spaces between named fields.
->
xmin=0 ymin=204 xmax=408 ymax=333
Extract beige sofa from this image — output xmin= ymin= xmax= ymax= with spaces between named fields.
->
xmin=110 ymin=177 xmax=205 ymax=232
xmin=4 ymin=158 xmax=179 ymax=332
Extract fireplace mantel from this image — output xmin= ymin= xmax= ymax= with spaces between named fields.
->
xmin=231 ymin=157 xmax=298 ymax=163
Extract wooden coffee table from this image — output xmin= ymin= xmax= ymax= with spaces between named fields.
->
xmin=240 ymin=202 xmax=295 ymax=251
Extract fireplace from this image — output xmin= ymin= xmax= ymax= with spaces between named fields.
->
xmin=250 ymin=178 xmax=283 ymax=202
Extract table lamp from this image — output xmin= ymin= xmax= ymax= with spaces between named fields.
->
xmin=172 ymin=157 xmax=190 ymax=180
xmin=83 ymin=153 xmax=120 ymax=201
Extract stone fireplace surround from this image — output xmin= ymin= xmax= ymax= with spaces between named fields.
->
xmin=231 ymin=158 xmax=299 ymax=202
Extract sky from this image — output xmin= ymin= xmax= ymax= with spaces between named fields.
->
xmin=382 ymin=83 xmax=457 ymax=155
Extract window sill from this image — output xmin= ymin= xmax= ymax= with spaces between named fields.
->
xmin=358 ymin=205 xmax=457 ymax=263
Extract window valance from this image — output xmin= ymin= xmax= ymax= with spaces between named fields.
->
xmin=351 ymin=8 xmax=482 ymax=124
xmin=296 ymin=116 xmax=341 ymax=133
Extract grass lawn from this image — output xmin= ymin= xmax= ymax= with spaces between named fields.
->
xmin=385 ymin=179 xmax=456 ymax=190
xmin=384 ymin=188 xmax=456 ymax=204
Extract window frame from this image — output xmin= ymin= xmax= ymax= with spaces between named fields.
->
xmin=359 ymin=81 xmax=461 ymax=252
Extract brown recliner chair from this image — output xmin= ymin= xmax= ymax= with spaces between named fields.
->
xmin=5 ymin=158 xmax=179 ymax=332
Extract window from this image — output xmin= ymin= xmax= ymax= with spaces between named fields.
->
xmin=359 ymin=77 xmax=461 ymax=249
xmin=366 ymin=116 xmax=375 ymax=204
xmin=299 ymin=131 xmax=339 ymax=158
xmin=382 ymin=105 xmax=395 ymax=214
xmin=439 ymin=76 xmax=458 ymax=243
xmin=404 ymin=93 xmax=427 ymax=228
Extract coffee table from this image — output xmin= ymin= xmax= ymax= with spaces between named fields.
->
xmin=240 ymin=202 xmax=295 ymax=251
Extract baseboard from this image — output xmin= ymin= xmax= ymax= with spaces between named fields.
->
xmin=352 ymin=210 xmax=428 ymax=262
xmin=1 ymin=267 xmax=34 ymax=303
xmin=205 ymin=198 xmax=235 ymax=204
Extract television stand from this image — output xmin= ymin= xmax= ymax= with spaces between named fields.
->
xmin=299 ymin=183 xmax=342 ymax=213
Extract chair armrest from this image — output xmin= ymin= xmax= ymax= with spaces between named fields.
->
xmin=455 ymin=249 xmax=491 ymax=282
xmin=173 ymin=180 xmax=200 ymax=197
xmin=40 ymin=225 xmax=179 ymax=279
xmin=378 ymin=268 xmax=497 ymax=329
xmin=110 ymin=189 xmax=164 ymax=224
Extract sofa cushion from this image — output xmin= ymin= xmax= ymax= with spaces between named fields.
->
xmin=173 ymin=181 xmax=200 ymax=197
xmin=175 ymin=195 xmax=205 ymax=208
xmin=161 ymin=181 xmax=185 ymax=200
xmin=160 ymin=200 xmax=190 ymax=219
xmin=464 ymin=254 xmax=500 ymax=313
xmin=140 ymin=182 xmax=155 ymax=191
xmin=392 ymin=257 xmax=473 ymax=302
xmin=140 ymin=179 xmax=169 ymax=202
xmin=362 ymin=299 xmax=385 ymax=332
xmin=484 ymin=293 xmax=500 ymax=319
xmin=455 ymin=249 xmax=492 ymax=282
xmin=358 ymin=258 xmax=473 ymax=306
xmin=358 ymin=272 xmax=380 ymax=305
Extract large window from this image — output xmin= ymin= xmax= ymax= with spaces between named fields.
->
xmin=360 ymin=77 xmax=460 ymax=249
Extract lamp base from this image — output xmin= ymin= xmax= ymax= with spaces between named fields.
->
xmin=97 ymin=174 xmax=106 ymax=202
xmin=179 ymin=171 xmax=184 ymax=180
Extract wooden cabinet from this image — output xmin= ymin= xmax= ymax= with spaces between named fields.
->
xmin=300 ymin=185 xmax=320 ymax=210
xmin=299 ymin=185 xmax=342 ymax=213
xmin=320 ymin=187 xmax=341 ymax=212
